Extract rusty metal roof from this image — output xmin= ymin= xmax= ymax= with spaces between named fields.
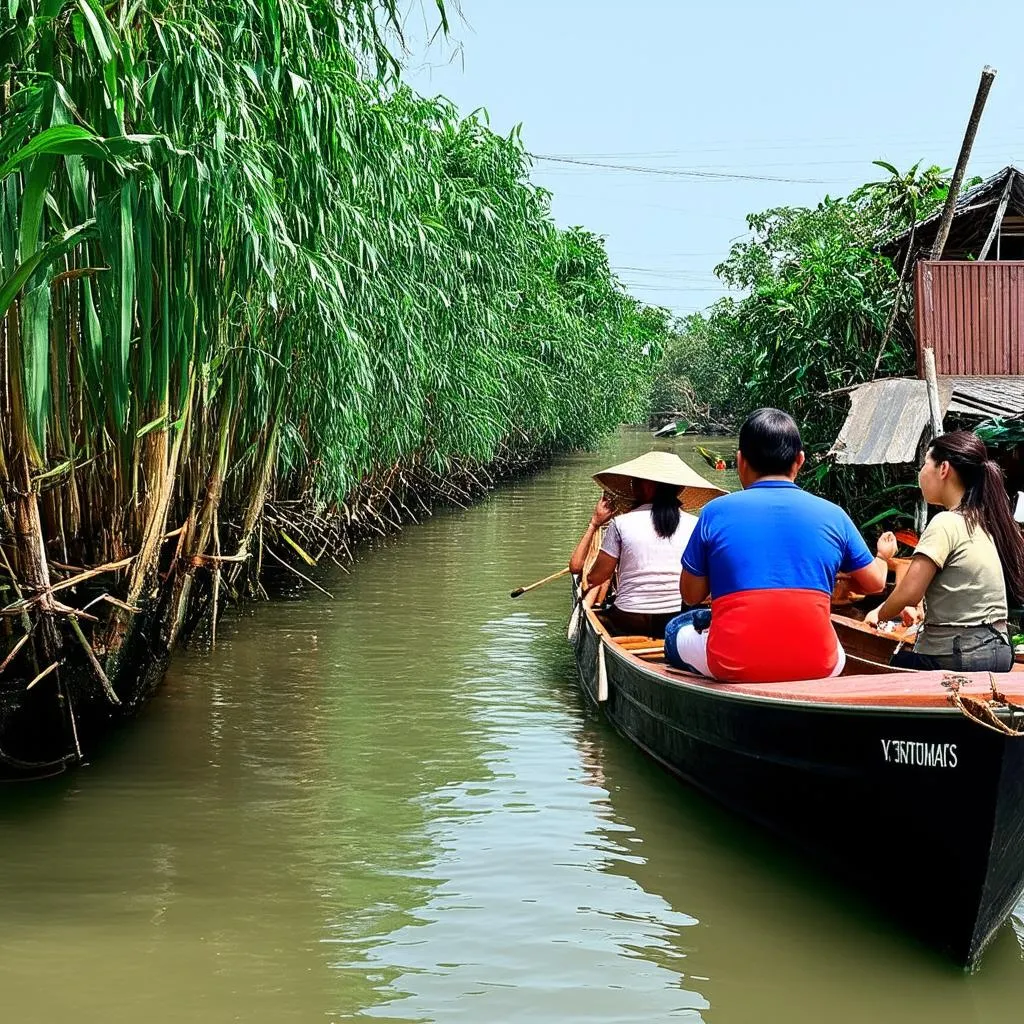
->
xmin=946 ymin=376 xmax=1024 ymax=418
xmin=831 ymin=378 xmax=946 ymax=465
xmin=831 ymin=375 xmax=1023 ymax=465
xmin=883 ymin=166 xmax=1024 ymax=260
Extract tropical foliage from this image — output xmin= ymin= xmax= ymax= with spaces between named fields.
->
xmin=650 ymin=163 xmax=957 ymax=522
xmin=0 ymin=0 xmax=663 ymax=699
xmin=648 ymin=308 xmax=745 ymax=430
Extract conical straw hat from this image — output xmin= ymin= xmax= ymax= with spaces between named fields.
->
xmin=593 ymin=450 xmax=728 ymax=513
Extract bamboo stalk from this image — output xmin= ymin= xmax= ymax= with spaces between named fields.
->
xmin=264 ymin=544 xmax=334 ymax=599
xmin=930 ymin=67 xmax=997 ymax=261
xmin=66 ymin=615 xmax=120 ymax=705
xmin=0 ymin=628 xmax=33 ymax=676
xmin=26 ymin=662 xmax=59 ymax=690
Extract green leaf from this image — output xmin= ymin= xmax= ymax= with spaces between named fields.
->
xmin=76 ymin=0 xmax=114 ymax=63
xmin=22 ymin=281 xmax=52 ymax=447
xmin=0 ymin=126 xmax=109 ymax=183
xmin=860 ymin=507 xmax=916 ymax=531
xmin=135 ymin=414 xmax=166 ymax=438
xmin=0 ymin=221 xmax=96 ymax=316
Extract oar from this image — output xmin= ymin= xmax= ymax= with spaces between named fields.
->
xmin=510 ymin=566 xmax=571 ymax=599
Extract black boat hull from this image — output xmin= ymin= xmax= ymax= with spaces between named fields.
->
xmin=572 ymin=603 xmax=1024 ymax=967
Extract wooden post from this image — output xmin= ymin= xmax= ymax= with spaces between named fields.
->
xmin=978 ymin=172 xmax=1013 ymax=260
xmin=930 ymin=66 xmax=996 ymax=261
xmin=923 ymin=347 xmax=943 ymax=437
xmin=919 ymin=347 xmax=944 ymax=533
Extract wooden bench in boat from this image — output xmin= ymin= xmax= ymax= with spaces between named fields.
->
xmin=591 ymin=610 xmax=1024 ymax=706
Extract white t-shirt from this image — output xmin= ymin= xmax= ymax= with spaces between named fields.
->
xmin=600 ymin=504 xmax=697 ymax=613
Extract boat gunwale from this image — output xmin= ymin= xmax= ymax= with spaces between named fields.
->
xmin=578 ymin=592 xmax=1024 ymax=720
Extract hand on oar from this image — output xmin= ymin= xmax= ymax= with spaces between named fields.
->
xmin=510 ymin=566 xmax=571 ymax=598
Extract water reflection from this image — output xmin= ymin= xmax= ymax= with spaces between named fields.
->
xmin=0 ymin=429 xmax=1021 ymax=1024
xmin=362 ymin=616 xmax=709 ymax=1022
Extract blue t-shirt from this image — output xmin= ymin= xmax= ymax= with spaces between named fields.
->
xmin=681 ymin=481 xmax=874 ymax=681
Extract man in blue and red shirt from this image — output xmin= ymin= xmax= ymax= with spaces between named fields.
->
xmin=666 ymin=408 xmax=890 ymax=682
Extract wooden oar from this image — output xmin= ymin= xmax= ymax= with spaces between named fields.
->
xmin=510 ymin=566 xmax=571 ymax=598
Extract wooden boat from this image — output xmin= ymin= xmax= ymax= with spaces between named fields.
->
xmin=695 ymin=445 xmax=736 ymax=471
xmin=652 ymin=420 xmax=690 ymax=438
xmin=569 ymin=581 xmax=1024 ymax=968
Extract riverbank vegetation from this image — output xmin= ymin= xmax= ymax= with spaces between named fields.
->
xmin=651 ymin=163 xmax=960 ymax=523
xmin=0 ymin=0 xmax=665 ymax=722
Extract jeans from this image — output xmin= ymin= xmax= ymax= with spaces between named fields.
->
xmin=663 ymin=609 xmax=713 ymax=672
xmin=891 ymin=626 xmax=1013 ymax=672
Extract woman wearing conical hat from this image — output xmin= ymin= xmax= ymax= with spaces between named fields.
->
xmin=568 ymin=451 xmax=727 ymax=638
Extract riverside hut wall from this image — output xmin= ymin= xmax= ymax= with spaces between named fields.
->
xmin=915 ymin=261 xmax=1024 ymax=376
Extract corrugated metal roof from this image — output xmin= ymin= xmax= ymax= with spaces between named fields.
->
xmin=883 ymin=166 xmax=1024 ymax=256
xmin=831 ymin=375 xmax=1022 ymax=465
xmin=830 ymin=378 xmax=950 ymax=465
xmin=946 ymin=376 xmax=1024 ymax=418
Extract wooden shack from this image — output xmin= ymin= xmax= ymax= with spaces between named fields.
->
xmin=833 ymin=166 xmax=1024 ymax=514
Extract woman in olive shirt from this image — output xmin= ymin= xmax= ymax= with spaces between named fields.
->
xmin=866 ymin=431 xmax=1024 ymax=671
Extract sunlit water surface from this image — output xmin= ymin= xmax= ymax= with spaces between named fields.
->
xmin=1 ymin=430 xmax=1023 ymax=1022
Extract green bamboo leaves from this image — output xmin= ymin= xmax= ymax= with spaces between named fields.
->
xmin=1 ymin=0 xmax=662 ymax=591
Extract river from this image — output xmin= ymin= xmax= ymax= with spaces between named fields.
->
xmin=1 ymin=429 xmax=1022 ymax=1022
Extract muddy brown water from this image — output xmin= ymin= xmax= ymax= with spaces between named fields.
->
xmin=1 ymin=429 xmax=1023 ymax=1023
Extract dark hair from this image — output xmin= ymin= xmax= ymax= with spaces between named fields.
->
xmin=928 ymin=431 xmax=1024 ymax=601
xmin=738 ymin=408 xmax=803 ymax=476
xmin=651 ymin=482 xmax=682 ymax=539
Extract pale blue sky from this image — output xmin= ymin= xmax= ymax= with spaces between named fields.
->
xmin=404 ymin=1 xmax=1024 ymax=317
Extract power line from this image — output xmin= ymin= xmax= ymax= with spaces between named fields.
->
xmin=538 ymin=132 xmax=1024 ymax=160
xmin=530 ymin=154 xmax=838 ymax=185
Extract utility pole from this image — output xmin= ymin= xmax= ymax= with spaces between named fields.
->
xmin=929 ymin=66 xmax=996 ymax=261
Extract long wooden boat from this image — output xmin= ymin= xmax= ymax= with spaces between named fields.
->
xmin=569 ymin=582 xmax=1024 ymax=969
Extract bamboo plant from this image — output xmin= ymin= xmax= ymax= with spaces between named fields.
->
xmin=0 ymin=0 xmax=663 ymax=742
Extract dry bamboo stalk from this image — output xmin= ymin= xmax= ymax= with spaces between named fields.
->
xmin=66 ymin=616 xmax=120 ymax=705
xmin=0 ymin=628 xmax=33 ymax=676
xmin=264 ymin=544 xmax=334 ymax=599
xmin=52 ymin=600 xmax=99 ymax=622
xmin=187 ymin=552 xmax=249 ymax=566
xmin=26 ymin=661 xmax=59 ymax=690
xmin=123 ymin=371 xmax=196 ymax=611
xmin=81 ymin=593 xmax=141 ymax=614
xmin=49 ymin=554 xmax=135 ymax=594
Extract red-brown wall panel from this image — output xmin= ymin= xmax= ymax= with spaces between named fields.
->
xmin=915 ymin=261 xmax=1024 ymax=375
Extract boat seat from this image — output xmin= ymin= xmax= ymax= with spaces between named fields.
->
xmin=610 ymin=636 xmax=665 ymax=659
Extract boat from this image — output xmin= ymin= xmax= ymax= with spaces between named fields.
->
xmin=652 ymin=419 xmax=692 ymax=438
xmin=569 ymin=580 xmax=1024 ymax=968
xmin=695 ymin=445 xmax=736 ymax=471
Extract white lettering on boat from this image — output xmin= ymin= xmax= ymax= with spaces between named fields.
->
xmin=881 ymin=739 xmax=957 ymax=768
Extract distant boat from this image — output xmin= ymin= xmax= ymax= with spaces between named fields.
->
xmin=570 ymin=580 xmax=1024 ymax=968
xmin=652 ymin=420 xmax=691 ymax=438
xmin=696 ymin=445 xmax=735 ymax=471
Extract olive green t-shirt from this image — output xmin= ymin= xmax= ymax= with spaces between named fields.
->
xmin=914 ymin=510 xmax=1007 ymax=655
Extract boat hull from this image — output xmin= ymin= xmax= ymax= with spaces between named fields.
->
xmin=572 ymin=599 xmax=1024 ymax=967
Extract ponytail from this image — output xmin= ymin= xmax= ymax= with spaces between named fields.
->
xmin=928 ymin=432 xmax=1024 ymax=601
xmin=651 ymin=482 xmax=682 ymax=539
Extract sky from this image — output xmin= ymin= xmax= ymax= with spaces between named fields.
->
xmin=402 ymin=0 xmax=1024 ymax=318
